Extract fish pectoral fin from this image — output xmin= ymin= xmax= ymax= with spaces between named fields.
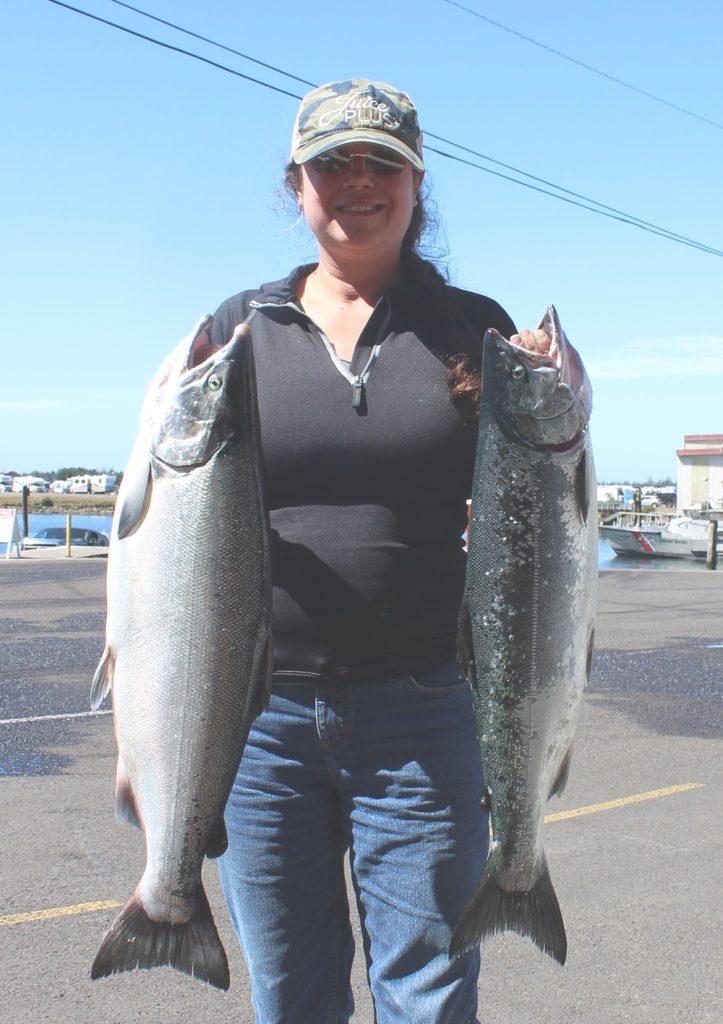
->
xmin=116 ymin=456 xmax=153 ymax=540
xmin=115 ymin=756 xmax=142 ymax=830
xmin=548 ymin=748 xmax=573 ymax=800
xmin=253 ymin=630 xmax=274 ymax=719
xmin=575 ymin=449 xmax=591 ymax=524
xmin=456 ymin=600 xmax=478 ymax=688
xmin=90 ymin=883 xmax=229 ymax=990
xmin=450 ymin=852 xmax=567 ymax=965
xmin=90 ymin=647 xmax=115 ymax=709
xmin=205 ymin=818 xmax=228 ymax=859
xmin=586 ymin=629 xmax=595 ymax=685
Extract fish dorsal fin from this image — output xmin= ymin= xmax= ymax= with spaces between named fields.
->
xmin=116 ymin=456 xmax=153 ymax=540
xmin=90 ymin=646 xmax=115 ymax=710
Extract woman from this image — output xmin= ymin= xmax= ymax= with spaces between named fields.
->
xmin=211 ymin=78 xmax=549 ymax=1024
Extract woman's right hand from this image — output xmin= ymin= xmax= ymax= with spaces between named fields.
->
xmin=510 ymin=328 xmax=552 ymax=356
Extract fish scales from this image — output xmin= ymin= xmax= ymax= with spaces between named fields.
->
xmin=452 ymin=305 xmax=596 ymax=965
xmin=90 ymin=318 xmax=271 ymax=989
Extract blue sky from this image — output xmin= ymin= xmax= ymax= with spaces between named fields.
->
xmin=2 ymin=0 xmax=721 ymax=482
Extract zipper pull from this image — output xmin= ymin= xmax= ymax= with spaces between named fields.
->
xmin=352 ymin=376 xmax=364 ymax=408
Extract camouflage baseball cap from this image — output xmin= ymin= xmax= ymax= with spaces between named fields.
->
xmin=290 ymin=79 xmax=424 ymax=171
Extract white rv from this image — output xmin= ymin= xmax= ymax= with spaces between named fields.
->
xmin=91 ymin=474 xmax=117 ymax=494
xmin=68 ymin=475 xmax=92 ymax=494
xmin=12 ymin=475 xmax=48 ymax=493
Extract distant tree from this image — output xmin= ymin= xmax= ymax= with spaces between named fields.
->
xmin=54 ymin=466 xmax=97 ymax=479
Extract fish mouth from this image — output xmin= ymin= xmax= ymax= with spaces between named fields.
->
xmin=506 ymin=338 xmax=562 ymax=370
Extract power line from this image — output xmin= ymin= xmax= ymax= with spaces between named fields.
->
xmin=95 ymin=0 xmax=718 ymax=249
xmin=46 ymin=0 xmax=305 ymax=101
xmin=444 ymin=0 xmax=723 ymax=132
xmin=105 ymin=0 xmax=316 ymax=89
xmin=424 ymin=131 xmax=706 ymax=250
xmin=45 ymin=0 xmax=723 ymax=258
xmin=425 ymin=146 xmax=723 ymax=257
xmin=92 ymin=1 xmax=717 ymax=247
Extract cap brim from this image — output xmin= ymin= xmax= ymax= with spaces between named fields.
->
xmin=293 ymin=128 xmax=424 ymax=172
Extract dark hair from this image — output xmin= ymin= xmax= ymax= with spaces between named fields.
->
xmin=283 ymin=162 xmax=481 ymax=416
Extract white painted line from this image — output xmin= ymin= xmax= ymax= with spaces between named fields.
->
xmin=0 ymin=710 xmax=112 ymax=725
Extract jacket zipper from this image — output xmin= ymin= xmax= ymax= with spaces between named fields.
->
xmin=250 ymin=297 xmax=386 ymax=408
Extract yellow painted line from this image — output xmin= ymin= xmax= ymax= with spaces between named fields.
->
xmin=0 ymin=785 xmax=704 ymax=928
xmin=545 ymin=783 xmax=704 ymax=823
xmin=0 ymin=899 xmax=121 ymax=927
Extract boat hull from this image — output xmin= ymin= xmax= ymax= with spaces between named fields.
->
xmin=599 ymin=514 xmax=715 ymax=560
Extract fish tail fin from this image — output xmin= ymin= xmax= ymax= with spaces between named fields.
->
xmin=450 ymin=855 xmax=567 ymax=965
xmin=91 ymin=884 xmax=229 ymax=990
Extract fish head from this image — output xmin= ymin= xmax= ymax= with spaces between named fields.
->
xmin=142 ymin=317 xmax=256 ymax=469
xmin=482 ymin=306 xmax=592 ymax=449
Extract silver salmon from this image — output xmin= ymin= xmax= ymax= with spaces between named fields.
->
xmin=452 ymin=306 xmax=596 ymax=965
xmin=90 ymin=318 xmax=271 ymax=989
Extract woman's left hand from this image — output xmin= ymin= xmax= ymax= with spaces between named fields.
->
xmin=510 ymin=328 xmax=552 ymax=356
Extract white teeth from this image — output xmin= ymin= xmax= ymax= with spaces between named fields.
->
xmin=338 ymin=204 xmax=382 ymax=212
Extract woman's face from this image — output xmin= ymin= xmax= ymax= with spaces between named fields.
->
xmin=296 ymin=143 xmax=422 ymax=266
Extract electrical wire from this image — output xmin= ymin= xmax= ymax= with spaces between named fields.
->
xmin=45 ymin=0 xmax=723 ymax=257
xmin=424 ymin=131 xmax=710 ymax=250
xmin=95 ymin=0 xmax=719 ymax=250
xmin=46 ymin=0 xmax=305 ymax=101
xmin=425 ymin=145 xmax=723 ymax=256
xmin=106 ymin=0 xmax=317 ymax=89
xmin=77 ymin=1 xmax=717 ymax=248
xmin=444 ymin=0 xmax=723 ymax=132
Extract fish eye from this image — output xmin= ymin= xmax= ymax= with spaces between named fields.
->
xmin=207 ymin=374 xmax=222 ymax=391
xmin=510 ymin=364 xmax=525 ymax=380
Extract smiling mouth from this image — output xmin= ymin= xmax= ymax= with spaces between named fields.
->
xmin=335 ymin=203 xmax=386 ymax=213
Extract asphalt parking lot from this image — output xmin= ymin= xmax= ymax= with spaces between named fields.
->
xmin=1 ymin=562 xmax=721 ymax=1024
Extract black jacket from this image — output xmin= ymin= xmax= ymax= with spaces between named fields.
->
xmin=210 ymin=265 xmax=516 ymax=684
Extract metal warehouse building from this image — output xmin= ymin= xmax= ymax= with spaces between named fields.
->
xmin=676 ymin=434 xmax=723 ymax=513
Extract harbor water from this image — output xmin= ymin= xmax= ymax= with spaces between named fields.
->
xmin=2 ymin=512 xmax=715 ymax=570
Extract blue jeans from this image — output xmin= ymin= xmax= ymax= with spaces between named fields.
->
xmin=218 ymin=663 xmax=488 ymax=1024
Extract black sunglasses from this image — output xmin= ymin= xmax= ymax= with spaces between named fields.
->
xmin=308 ymin=148 xmax=408 ymax=176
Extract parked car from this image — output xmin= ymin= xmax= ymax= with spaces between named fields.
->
xmin=27 ymin=527 xmax=110 ymax=548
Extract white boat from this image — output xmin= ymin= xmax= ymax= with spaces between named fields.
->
xmin=599 ymin=512 xmax=713 ymax=559
xmin=689 ymin=531 xmax=723 ymax=560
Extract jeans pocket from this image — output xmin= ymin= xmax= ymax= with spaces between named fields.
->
xmin=402 ymin=662 xmax=469 ymax=695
